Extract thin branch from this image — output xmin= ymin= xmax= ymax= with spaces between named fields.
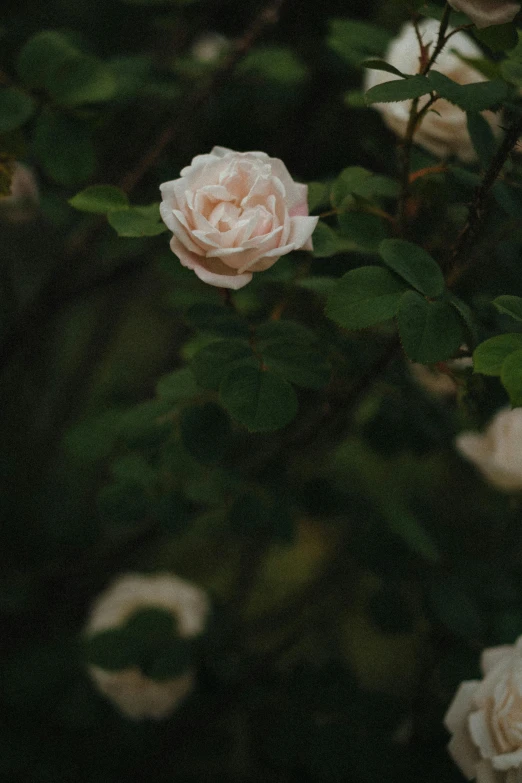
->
xmin=447 ymin=114 xmax=522 ymax=287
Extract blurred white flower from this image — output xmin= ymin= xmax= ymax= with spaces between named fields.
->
xmin=1 ymin=163 xmax=39 ymax=222
xmin=85 ymin=572 xmax=209 ymax=720
xmin=448 ymin=0 xmax=520 ymax=29
xmin=191 ymin=32 xmax=228 ymax=63
xmin=364 ymin=19 xmax=500 ymax=162
xmin=445 ymin=636 xmax=522 ymax=782
xmin=456 ymin=407 xmax=522 ymax=491
xmin=411 ymin=354 xmax=472 ymax=398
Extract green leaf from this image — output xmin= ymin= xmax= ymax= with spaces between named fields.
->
xmin=49 ymin=54 xmax=116 ymax=106
xmin=255 ymin=319 xmax=318 ymax=346
xmin=83 ymin=628 xmax=135 ymax=671
xmin=144 ymin=637 xmax=192 ymax=681
xmin=261 ymin=339 xmax=331 ymax=389
xmin=191 ymin=339 xmax=253 ymax=390
xmin=473 ymin=333 xmax=522 ymax=375
xmin=331 ymin=167 xmax=399 ymax=208
xmin=365 ymin=75 xmax=432 ymax=104
xmin=466 ymin=112 xmax=496 ymax=168
xmin=97 ymin=481 xmax=150 ymax=525
xmin=184 ymin=302 xmax=250 ymax=338
xmin=475 ymin=22 xmax=518 ymax=53
xmin=500 ymin=58 xmax=522 ymax=86
xmin=0 ymin=88 xmax=35 ymax=133
xmin=427 ymin=70 xmax=508 ymax=111
xmin=180 ymin=402 xmax=232 ymax=463
xmin=379 ymin=239 xmax=444 ymax=298
xmin=307 ymin=181 xmax=330 ymax=212
xmin=325 ymin=266 xmax=407 ymax=330
xmin=108 ymin=205 xmax=166 ymax=237
xmin=238 ymin=46 xmax=307 ymax=86
xmin=328 ymin=19 xmax=392 ymax=67
xmin=219 ymin=365 xmax=298 ymax=432
xmin=111 ymin=453 xmax=156 ymax=489
xmin=125 ymin=607 xmax=175 ymax=645
xmin=494 ymin=296 xmax=522 ymax=322
xmin=397 ymin=290 xmax=465 ymax=363
xmin=450 ymin=295 xmax=478 ymax=345
xmin=156 ymin=367 xmax=199 ymax=402
xmin=361 ymin=59 xmax=408 ymax=78
xmin=33 ymin=108 xmax=96 ymax=186
xmin=312 ymin=222 xmax=346 ymax=258
xmin=17 ymin=31 xmax=77 ymax=89
xmin=501 ymin=349 xmax=522 ymax=406
xmin=337 ymin=212 xmax=388 ymax=251
xmin=69 ymin=185 xmax=129 ymax=214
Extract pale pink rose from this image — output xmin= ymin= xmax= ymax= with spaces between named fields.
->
xmin=448 ymin=0 xmax=520 ymax=28
xmin=85 ymin=573 xmax=209 ymax=720
xmin=364 ymin=19 xmax=501 ymax=162
xmin=456 ymin=408 xmax=522 ymax=492
xmin=159 ymin=146 xmax=318 ymax=290
xmin=445 ymin=637 xmax=522 ymax=783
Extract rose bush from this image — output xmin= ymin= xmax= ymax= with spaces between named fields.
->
xmin=84 ymin=573 xmax=209 ymax=720
xmin=364 ymin=19 xmax=499 ymax=162
xmin=448 ymin=0 xmax=520 ymax=28
xmin=445 ymin=637 xmax=522 ymax=783
xmin=455 ymin=408 xmax=522 ymax=492
xmin=159 ymin=146 xmax=318 ymax=289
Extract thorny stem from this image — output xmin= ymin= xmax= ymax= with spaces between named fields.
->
xmin=447 ymin=114 xmax=522 ymax=287
xmin=397 ymin=3 xmax=451 ymax=233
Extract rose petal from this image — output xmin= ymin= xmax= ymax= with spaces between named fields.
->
xmin=493 ymin=749 xmax=522 ymax=772
xmin=476 ymin=760 xmax=504 ymax=783
xmin=445 ymin=681 xmax=480 ymax=733
xmin=469 ymin=710 xmax=498 ymax=759
xmin=481 ymin=647 xmax=515 ymax=677
xmin=448 ymin=723 xmax=481 ymax=779
xmin=288 ymin=215 xmax=318 ymax=251
xmin=448 ymin=0 xmax=520 ymax=29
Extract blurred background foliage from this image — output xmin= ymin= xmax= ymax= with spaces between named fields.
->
xmin=2 ymin=0 xmax=522 ymax=780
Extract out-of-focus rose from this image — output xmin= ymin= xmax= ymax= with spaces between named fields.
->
xmin=411 ymin=354 xmax=473 ymax=398
xmin=445 ymin=636 xmax=522 ymax=782
xmin=0 ymin=163 xmax=39 ymax=222
xmin=448 ymin=0 xmax=520 ymax=29
xmin=85 ymin=572 xmax=209 ymax=720
xmin=159 ymin=146 xmax=318 ymax=290
xmin=191 ymin=32 xmax=228 ymax=63
xmin=364 ymin=19 xmax=500 ymax=162
xmin=455 ymin=407 xmax=522 ymax=491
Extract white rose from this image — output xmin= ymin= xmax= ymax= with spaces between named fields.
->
xmin=445 ymin=637 xmax=522 ymax=783
xmin=84 ymin=572 xmax=209 ymax=720
xmin=364 ymin=19 xmax=500 ymax=162
xmin=448 ymin=0 xmax=520 ymax=29
xmin=411 ymin=352 xmax=473 ymax=397
xmin=159 ymin=146 xmax=318 ymax=290
xmin=455 ymin=407 xmax=522 ymax=492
